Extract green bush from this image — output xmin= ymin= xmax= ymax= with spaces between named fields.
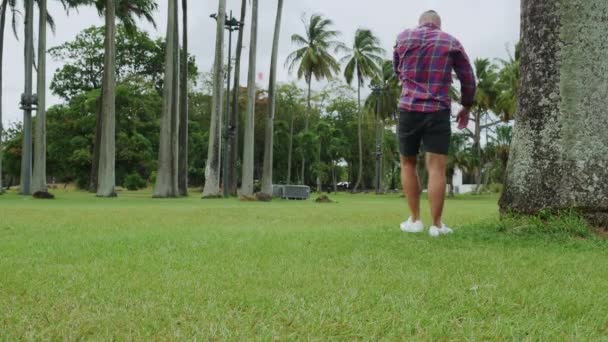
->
xmin=76 ymin=175 xmax=89 ymax=190
xmin=148 ymin=171 xmax=157 ymax=186
xmin=124 ymin=173 xmax=147 ymax=191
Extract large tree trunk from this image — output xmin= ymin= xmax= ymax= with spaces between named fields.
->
xmin=202 ymin=0 xmax=226 ymax=198
xmin=240 ymin=0 xmax=258 ymax=197
xmin=353 ymin=75 xmax=363 ymax=192
xmin=32 ymin=0 xmax=48 ymax=195
xmin=178 ymin=0 xmax=189 ymax=196
xmin=97 ymin=0 xmax=116 ymax=197
xmin=228 ymin=0 xmax=247 ymax=196
xmin=20 ymin=0 xmax=34 ymax=195
xmin=500 ymin=0 xmax=608 ymax=227
xmin=261 ymin=0 xmax=283 ymax=197
xmin=0 ymin=0 xmax=7 ymax=194
xmin=154 ymin=0 xmax=180 ymax=198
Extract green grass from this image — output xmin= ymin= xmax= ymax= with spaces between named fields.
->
xmin=1 ymin=191 xmax=607 ymax=340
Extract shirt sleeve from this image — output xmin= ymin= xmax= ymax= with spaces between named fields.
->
xmin=451 ymin=41 xmax=476 ymax=108
xmin=393 ymin=42 xmax=400 ymax=77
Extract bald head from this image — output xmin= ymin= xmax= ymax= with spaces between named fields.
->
xmin=419 ymin=10 xmax=442 ymax=28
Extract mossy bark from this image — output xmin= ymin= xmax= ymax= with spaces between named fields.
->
xmin=500 ymin=0 xmax=608 ymax=226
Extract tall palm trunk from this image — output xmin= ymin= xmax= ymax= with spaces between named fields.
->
xmin=301 ymin=76 xmax=311 ymax=185
xmin=154 ymin=0 xmax=180 ymax=198
xmin=0 ymin=0 xmax=7 ymax=194
xmin=241 ymin=0 xmax=258 ymax=197
xmin=202 ymin=0 xmax=226 ymax=198
xmin=228 ymin=0 xmax=247 ymax=195
xmin=97 ymin=0 xmax=116 ymax=197
xmin=178 ymin=0 xmax=189 ymax=196
xmin=261 ymin=0 xmax=283 ymax=196
xmin=20 ymin=0 xmax=34 ymax=195
xmin=286 ymin=109 xmax=294 ymax=184
xmin=32 ymin=0 xmax=48 ymax=194
xmin=353 ymin=72 xmax=363 ymax=192
xmin=380 ymin=120 xmax=385 ymax=192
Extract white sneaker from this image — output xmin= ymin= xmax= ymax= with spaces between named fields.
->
xmin=429 ymin=224 xmax=454 ymax=237
xmin=400 ymin=217 xmax=424 ymax=233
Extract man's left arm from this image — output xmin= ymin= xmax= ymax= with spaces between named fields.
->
xmin=451 ymin=42 xmax=476 ymax=108
xmin=393 ymin=44 xmax=401 ymax=77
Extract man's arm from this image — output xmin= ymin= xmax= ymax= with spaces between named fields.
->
xmin=393 ymin=42 xmax=401 ymax=77
xmin=452 ymin=44 xmax=476 ymax=108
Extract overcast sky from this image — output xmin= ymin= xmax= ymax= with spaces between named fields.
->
xmin=2 ymin=0 xmax=520 ymax=127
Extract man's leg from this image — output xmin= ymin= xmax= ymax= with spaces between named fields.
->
xmin=426 ymin=152 xmax=448 ymax=227
xmin=401 ymin=155 xmax=421 ymax=221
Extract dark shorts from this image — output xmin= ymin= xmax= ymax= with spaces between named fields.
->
xmin=398 ymin=109 xmax=451 ymax=157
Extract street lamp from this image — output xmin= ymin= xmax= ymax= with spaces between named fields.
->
xmin=370 ymin=84 xmax=385 ymax=195
xmin=210 ymin=11 xmax=243 ymax=198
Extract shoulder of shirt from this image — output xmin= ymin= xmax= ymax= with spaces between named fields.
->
xmin=396 ymin=28 xmax=413 ymax=40
xmin=439 ymin=31 xmax=463 ymax=48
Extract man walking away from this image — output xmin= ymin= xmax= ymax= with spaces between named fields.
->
xmin=393 ymin=10 xmax=476 ymax=237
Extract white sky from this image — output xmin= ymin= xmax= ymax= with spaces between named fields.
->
xmin=2 ymin=0 xmax=520 ymax=127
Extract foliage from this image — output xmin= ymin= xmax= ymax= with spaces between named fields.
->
xmin=49 ymin=25 xmax=198 ymax=100
xmin=123 ymin=172 xmax=147 ymax=190
xmin=285 ymin=14 xmax=344 ymax=83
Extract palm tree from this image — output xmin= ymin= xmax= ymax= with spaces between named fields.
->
xmin=366 ymin=61 xmax=399 ymax=194
xmin=95 ymin=0 xmax=117 ymax=197
xmin=177 ymin=0 xmax=188 ymax=196
xmin=90 ymin=0 xmax=157 ymax=197
xmin=32 ymin=0 xmax=49 ymax=195
xmin=471 ymin=58 xmax=500 ymax=192
xmin=17 ymin=0 xmax=34 ymax=195
xmin=342 ymin=29 xmax=384 ymax=192
xmin=228 ymin=0 xmax=246 ymax=196
xmin=496 ymin=43 xmax=520 ymax=122
xmin=202 ymin=0 xmax=226 ymax=198
xmin=275 ymin=83 xmax=303 ymax=185
xmin=260 ymin=0 xmax=284 ymax=197
xmin=0 ymin=0 xmax=15 ymax=194
xmin=153 ymin=0 xmax=180 ymax=198
xmin=285 ymin=14 xmax=343 ymax=185
xmin=240 ymin=0 xmax=258 ymax=197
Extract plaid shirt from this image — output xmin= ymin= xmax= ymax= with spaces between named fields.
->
xmin=393 ymin=23 xmax=476 ymax=113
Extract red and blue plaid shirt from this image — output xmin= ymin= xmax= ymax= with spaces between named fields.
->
xmin=393 ymin=23 xmax=476 ymax=113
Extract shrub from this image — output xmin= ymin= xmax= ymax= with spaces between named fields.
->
xmin=76 ymin=175 xmax=89 ymax=190
xmin=124 ymin=173 xmax=147 ymax=191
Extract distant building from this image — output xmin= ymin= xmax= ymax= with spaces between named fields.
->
xmin=452 ymin=168 xmax=476 ymax=194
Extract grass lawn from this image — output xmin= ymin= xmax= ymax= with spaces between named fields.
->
xmin=1 ymin=190 xmax=607 ymax=340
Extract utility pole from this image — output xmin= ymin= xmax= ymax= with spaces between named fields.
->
xmin=210 ymin=11 xmax=243 ymax=198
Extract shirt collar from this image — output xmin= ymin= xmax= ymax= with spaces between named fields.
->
xmin=419 ymin=23 xmax=440 ymax=30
